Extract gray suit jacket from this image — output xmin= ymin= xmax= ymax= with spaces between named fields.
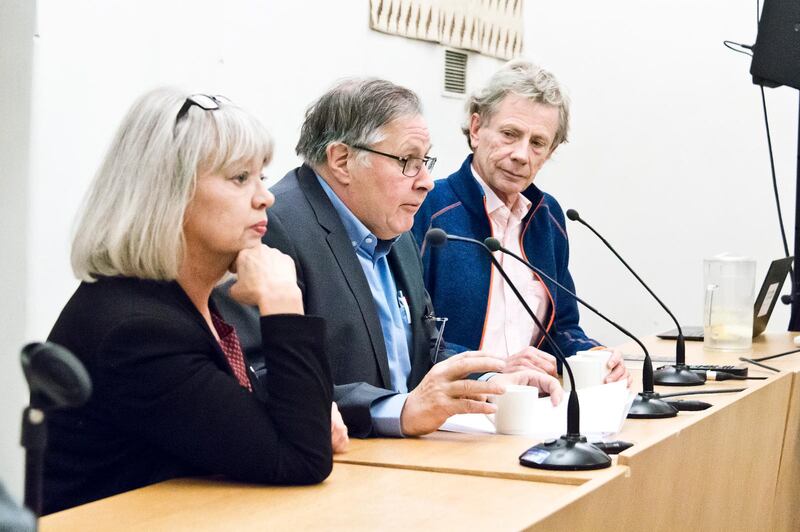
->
xmin=215 ymin=164 xmax=442 ymax=437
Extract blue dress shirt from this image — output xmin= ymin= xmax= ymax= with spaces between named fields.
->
xmin=316 ymin=175 xmax=411 ymax=436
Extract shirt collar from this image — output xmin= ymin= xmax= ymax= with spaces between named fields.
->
xmin=315 ymin=173 xmax=397 ymax=261
xmin=470 ymin=164 xmax=531 ymax=218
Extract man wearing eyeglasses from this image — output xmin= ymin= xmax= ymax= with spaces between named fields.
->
xmin=217 ymin=78 xmax=562 ymax=438
xmin=412 ymin=61 xmax=630 ymax=386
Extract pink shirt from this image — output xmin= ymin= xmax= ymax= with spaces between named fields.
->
xmin=473 ymin=166 xmax=549 ymax=357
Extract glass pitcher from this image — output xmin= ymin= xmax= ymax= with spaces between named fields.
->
xmin=703 ymin=254 xmax=756 ymax=351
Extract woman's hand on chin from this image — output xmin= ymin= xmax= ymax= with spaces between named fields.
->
xmin=229 ymin=245 xmax=304 ymax=316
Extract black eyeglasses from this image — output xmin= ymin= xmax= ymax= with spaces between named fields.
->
xmin=350 ymin=145 xmax=437 ymax=178
xmin=175 ymin=94 xmax=232 ymax=123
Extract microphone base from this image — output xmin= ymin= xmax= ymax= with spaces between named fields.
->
xmin=519 ymin=434 xmax=612 ymax=471
xmin=653 ymin=364 xmax=706 ymax=386
xmin=627 ymin=391 xmax=679 ymax=419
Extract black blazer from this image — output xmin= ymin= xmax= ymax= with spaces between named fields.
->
xmin=43 ymin=276 xmax=332 ymax=514
xmin=216 ymin=165 xmax=442 ymax=438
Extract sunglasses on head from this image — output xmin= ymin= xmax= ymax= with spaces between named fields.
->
xmin=175 ymin=94 xmax=232 ymax=123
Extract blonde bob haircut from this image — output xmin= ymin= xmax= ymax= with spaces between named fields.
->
xmin=72 ymin=87 xmax=273 ymax=282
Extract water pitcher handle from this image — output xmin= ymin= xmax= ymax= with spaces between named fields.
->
xmin=704 ymin=283 xmax=718 ymax=328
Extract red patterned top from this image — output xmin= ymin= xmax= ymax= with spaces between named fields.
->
xmin=210 ymin=311 xmax=252 ymax=392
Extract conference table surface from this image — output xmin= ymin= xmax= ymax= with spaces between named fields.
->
xmin=337 ymin=334 xmax=790 ymax=481
xmin=613 ymin=333 xmax=798 ymax=532
xmin=39 ymin=333 xmax=800 ymax=531
xmin=39 ymin=463 xmax=628 ymax=532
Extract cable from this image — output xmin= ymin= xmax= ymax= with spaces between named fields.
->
xmin=739 ymin=357 xmax=781 ymax=372
xmin=754 ymin=0 xmax=794 ymax=284
xmin=723 ymin=0 xmax=794 ymax=287
xmin=750 ymin=346 xmax=800 ymax=362
xmin=664 ymin=399 xmax=711 ymax=411
xmin=707 ymin=371 xmax=767 ymax=381
xmin=723 ymin=41 xmax=753 ymax=57
xmin=657 ymin=388 xmax=746 ymax=399
xmin=760 ymin=85 xmax=793 ymax=263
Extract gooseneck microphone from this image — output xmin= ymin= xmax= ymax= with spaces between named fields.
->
xmin=21 ymin=342 xmax=92 ymax=410
xmin=565 ymin=209 xmax=704 ymax=386
xmin=425 ymin=228 xmax=611 ymax=470
xmin=20 ymin=342 xmax=92 ymax=516
xmin=483 ymin=237 xmax=677 ymax=419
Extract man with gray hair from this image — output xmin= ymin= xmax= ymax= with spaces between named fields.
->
xmin=412 ymin=60 xmax=630 ymax=384
xmin=218 ymin=78 xmax=562 ymax=438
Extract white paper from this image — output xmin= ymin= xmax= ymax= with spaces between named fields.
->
xmin=439 ymin=380 xmax=635 ymax=440
xmin=439 ymin=413 xmax=496 ymax=434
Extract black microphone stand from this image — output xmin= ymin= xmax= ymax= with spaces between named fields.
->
xmin=566 ymin=210 xmax=704 ymax=386
xmin=427 ymin=230 xmax=611 ymax=470
xmin=20 ymin=342 xmax=92 ymax=517
xmin=483 ymin=237 xmax=677 ymax=419
xmin=21 ymin=400 xmax=47 ymax=517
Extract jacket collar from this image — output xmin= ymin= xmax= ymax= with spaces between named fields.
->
xmin=296 ymin=163 xmax=347 ymax=234
xmin=294 ymin=163 xmax=393 ymax=388
xmin=165 ymin=280 xmax=230 ymax=366
xmin=448 ymin=154 xmax=544 ymax=219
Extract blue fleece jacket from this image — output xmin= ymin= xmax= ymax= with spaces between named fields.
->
xmin=411 ymin=155 xmax=601 ymax=357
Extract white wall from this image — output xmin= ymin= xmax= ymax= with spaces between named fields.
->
xmin=0 ymin=0 xmax=35 ymax=505
xmin=25 ymin=0 xmax=504 ymax=340
xmin=2 ymin=0 xmax=798 ymax=501
xmin=1 ymin=0 xmax=503 ymax=501
xmin=523 ymin=1 xmax=798 ymax=347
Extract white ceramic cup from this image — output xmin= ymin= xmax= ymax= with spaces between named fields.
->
xmin=494 ymin=384 xmax=539 ymax=435
xmin=563 ymin=350 xmax=612 ymax=391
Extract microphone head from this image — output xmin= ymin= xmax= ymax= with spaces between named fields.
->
xmin=565 ymin=209 xmax=580 ymax=221
xmin=425 ymin=228 xmax=448 ymax=248
xmin=484 ymin=237 xmax=502 ymax=252
xmin=21 ymin=342 xmax=92 ymax=409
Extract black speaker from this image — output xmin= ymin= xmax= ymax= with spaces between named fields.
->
xmin=750 ymin=0 xmax=800 ymax=90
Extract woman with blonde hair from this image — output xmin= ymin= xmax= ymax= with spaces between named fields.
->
xmin=43 ymin=89 xmax=335 ymax=514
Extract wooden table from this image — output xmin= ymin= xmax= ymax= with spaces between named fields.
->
xmin=336 ymin=431 xmax=626 ymax=485
xmin=697 ymin=333 xmax=800 ymax=532
xmin=39 ymin=463 xmax=627 ymax=532
xmin=614 ymin=334 xmax=798 ymax=532
xmin=40 ymin=333 xmax=800 ymax=531
xmin=775 ymin=359 xmax=800 ymax=532
xmin=336 ymin=336 xmax=794 ymax=531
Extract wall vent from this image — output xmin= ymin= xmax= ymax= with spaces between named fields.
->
xmin=443 ymin=49 xmax=468 ymax=97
